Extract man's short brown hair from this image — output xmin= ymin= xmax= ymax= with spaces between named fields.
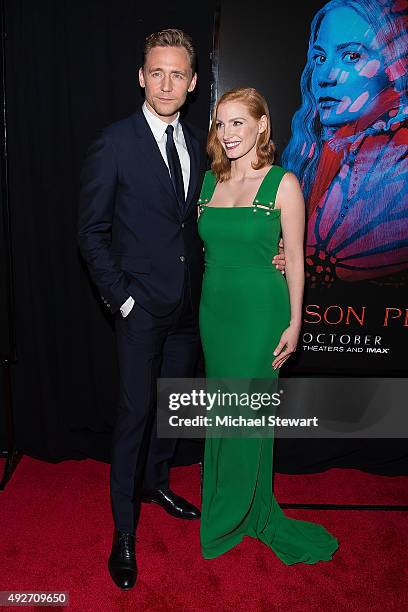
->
xmin=143 ymin=29 xmax=196 ymax=74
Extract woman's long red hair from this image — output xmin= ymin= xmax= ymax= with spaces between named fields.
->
xmin=207 ymin=87 xmax=275 ymax=182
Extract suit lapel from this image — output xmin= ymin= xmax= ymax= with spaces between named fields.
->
xmin=131 ymin=110 xmax=176 ymax=204
xmin=131 ymin=110 xmax=201 ymax=219
xmin=181 ymin=120 xmax=200 ymax=213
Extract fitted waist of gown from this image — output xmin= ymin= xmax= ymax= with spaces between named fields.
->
xmin=204 ymin=260 xmax=281 ymax=271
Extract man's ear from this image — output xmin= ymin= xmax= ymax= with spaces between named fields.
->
xmin=139 ymin=67 xmax=145 ymax=88
xmin=188 ymin=72 xmax=198 ymax=93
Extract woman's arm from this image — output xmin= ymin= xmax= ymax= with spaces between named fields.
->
xmin=272 ymin=172 xmax=305 ymax=369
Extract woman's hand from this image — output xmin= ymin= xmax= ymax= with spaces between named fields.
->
xmin=272 ymin=323 xmax=300 ymax=370
xmin=272 ymin=238 xmax=285 ymax=274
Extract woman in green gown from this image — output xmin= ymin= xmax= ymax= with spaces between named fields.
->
xmin=198 ymin=87 xmax=338 ymax=564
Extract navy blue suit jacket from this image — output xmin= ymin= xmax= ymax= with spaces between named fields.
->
xmin=78 ymin=109 xmax=207 ymax=317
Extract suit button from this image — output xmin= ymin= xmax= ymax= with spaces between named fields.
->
xmin=179 ymin=255 xmax=185 ymax=262
xmin=181 ymin=223 xmax=185 ymax=228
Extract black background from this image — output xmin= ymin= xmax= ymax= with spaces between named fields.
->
xmin=1 ymin=0 xmax=407 ymax=475
xmin=1 ymin=0 xmax=214 ymax=462
xmin=0 ymin=2 xmax=14 ymax=365
xmin=0 ymin=181 xmax=12 ymax=362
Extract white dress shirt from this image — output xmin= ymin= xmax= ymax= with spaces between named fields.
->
xmin=142 ymin=102 xmax=190 ymax=198
xmin=120 ymin=103 xmax=191 ymax=317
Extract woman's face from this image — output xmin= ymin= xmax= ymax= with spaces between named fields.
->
xmin=310 ymin=6 xmax=389 ymax=127
xmin=215 ymin=100 xmax=266 ymax=161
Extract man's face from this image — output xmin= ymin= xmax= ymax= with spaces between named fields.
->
xmin=139 ymin=46 xmax=197 ymax=122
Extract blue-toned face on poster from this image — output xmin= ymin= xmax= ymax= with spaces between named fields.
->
xmin=282 ymin=0 xmax=407 ymax=286
xmin=310 ymin=6 xmax=390 ymax=127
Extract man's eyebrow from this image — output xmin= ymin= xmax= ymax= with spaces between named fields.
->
xmin=148 ymin=67 xmax=188 ymax=74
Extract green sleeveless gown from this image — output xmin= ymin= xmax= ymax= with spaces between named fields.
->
xmin=197 ymin=166 xmax=339 ymax=563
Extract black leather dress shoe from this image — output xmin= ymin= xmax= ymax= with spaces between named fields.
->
xmin=141 ymin=488 xmax=201 ymax=519
xmin=108 ymin=530 xmax=137 ymax=590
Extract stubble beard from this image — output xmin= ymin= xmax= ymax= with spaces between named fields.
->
xmin=149 ymin=97 xmax=184 ymax=120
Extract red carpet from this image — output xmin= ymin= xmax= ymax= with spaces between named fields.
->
xmin=1 ymin=456 xmax=408 ymax=611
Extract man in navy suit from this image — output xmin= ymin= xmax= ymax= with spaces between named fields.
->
xmin=78 ymin=29 xmax=205 ymax=590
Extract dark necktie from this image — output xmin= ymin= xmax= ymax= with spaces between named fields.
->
xmin=165 ymin=124 xmax=185 ymax=209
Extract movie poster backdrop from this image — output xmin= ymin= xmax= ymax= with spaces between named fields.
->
xmin=215 ymin=0 xmax=407 ymax=375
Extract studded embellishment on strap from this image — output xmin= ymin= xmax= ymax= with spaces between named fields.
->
xmin=252 ymin=198 xmax=277 ymax=215
xmin=251 ymin=166 xmax=286 ymax=213
xmin=198 ymin=196 xmax=209 ymax=214
xmin=198 ymin=166 xmax=287 ymax=214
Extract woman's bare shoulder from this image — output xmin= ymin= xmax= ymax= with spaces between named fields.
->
xmin=276 ymin=171 xmax=304 ymax=210
xmin=280 ymin=171 xmax=301 ymax=190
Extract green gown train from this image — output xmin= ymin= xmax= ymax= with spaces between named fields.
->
xmin=197 ymin=166 xmax=339 ymax=564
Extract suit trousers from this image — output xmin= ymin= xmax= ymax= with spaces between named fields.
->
xmin=110 ymin=276 xmax=201 ymax=532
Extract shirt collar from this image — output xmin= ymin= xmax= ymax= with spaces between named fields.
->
xmin=142 ymin=102 xmax=181 ymax=142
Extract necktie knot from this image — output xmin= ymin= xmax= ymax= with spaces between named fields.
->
xmin=165 ymin=124 xmax=174 ymax=137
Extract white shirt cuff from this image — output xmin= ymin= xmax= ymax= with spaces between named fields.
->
xmin=120 ymin=296 xmax=134 ymax=317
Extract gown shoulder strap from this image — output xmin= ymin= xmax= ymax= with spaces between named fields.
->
xmin=256 ymin=165 xmax=287 ymax=209
xmin=199 ymin=170 xmax=217 ymax=204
